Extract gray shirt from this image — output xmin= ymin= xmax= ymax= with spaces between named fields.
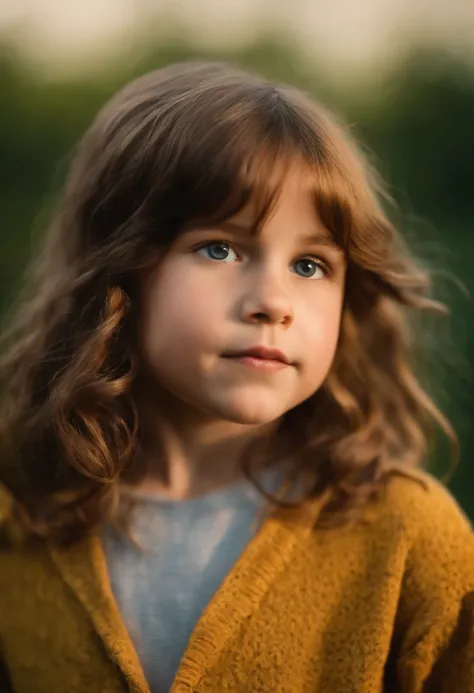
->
xmin=101 ymin=469 xmax=283 ymax=692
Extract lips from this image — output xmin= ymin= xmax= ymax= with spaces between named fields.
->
xmin=222 ymin=346 xmax=291 ymax=365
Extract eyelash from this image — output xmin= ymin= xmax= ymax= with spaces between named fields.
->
xmin=193 ymin=240 xmax=332 ymax=278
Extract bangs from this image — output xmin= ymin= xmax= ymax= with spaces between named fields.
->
xmin=151 ymin=81 xmax=362 ymax=254
xmin=89 ymin=62 xmax=386 ymax=269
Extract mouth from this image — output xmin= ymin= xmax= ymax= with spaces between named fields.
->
xmin=221 ymin=346 xmax=293 ymax=371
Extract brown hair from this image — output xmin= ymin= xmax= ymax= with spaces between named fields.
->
xmin=0 ymin=60 xmax=456 ymax=544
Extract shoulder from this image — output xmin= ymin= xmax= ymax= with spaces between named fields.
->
xmin=381 ymin=469 xmax=473 ymax=542
xmin=379 ymin=469 xmax=474 ymax=598
xmin=375 ymin=472 xmax=474 ymax=689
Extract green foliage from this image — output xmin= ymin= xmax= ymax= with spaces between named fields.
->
xmin=0 ymin=38 xmax=473 ymax=515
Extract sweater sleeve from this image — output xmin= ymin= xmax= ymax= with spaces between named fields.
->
xmin=391 ymin=475 xmax=474 ymax=692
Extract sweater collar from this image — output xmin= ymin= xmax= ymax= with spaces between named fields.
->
xmin=48 ymin=532 xmax=151 ymax=692
xmin=48 ymin=499 xmax=323 ymax=692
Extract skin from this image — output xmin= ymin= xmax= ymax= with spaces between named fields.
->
xmin=134 ymin=163 xmax=346 ymax=499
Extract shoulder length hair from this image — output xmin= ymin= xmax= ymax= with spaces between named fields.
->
xmin=0 ymin=60 xmax=455 ymax=544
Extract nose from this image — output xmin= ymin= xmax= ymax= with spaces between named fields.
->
xmin=240 ymin=271 xmax=294 ymax=328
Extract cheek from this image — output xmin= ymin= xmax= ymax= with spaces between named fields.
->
xmin=299 ymin=295 xmax=343 ymax=371
xmin=140 ymin=262 xmax=226 ymax=361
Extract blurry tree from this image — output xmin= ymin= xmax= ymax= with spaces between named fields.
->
xmin=0 ymin=36 xmax=472 ymax=515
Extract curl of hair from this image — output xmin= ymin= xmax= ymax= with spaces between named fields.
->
xmin=0 ymin=275 xmax=138 ymax=543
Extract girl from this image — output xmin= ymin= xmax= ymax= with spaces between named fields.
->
xmin=0 ymin=60 xmax=473 ymax=693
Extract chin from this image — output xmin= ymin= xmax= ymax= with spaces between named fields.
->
xmin=210 ymin=397 xmax=290 ymax=427
xmin=225 ymin=410 xmax=280 ymax=426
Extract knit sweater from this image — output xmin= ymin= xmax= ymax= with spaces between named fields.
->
xmin=1 ymin=470 xmax=474 ymax=692
xmin=100 ymin=471 xmax=282 ymax=691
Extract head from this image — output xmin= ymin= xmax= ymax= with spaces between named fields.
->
xmin=0 ymin=61 xmax=454 ymax=542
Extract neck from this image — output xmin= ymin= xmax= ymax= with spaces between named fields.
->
xmin=127 ymin=382 xmax=278 ymax=500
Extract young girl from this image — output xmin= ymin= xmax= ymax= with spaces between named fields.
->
xmin=0 ymin=60 xmax=473 ymax=693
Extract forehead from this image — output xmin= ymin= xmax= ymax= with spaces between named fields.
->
xmin=229 ymin=160 xmax=341 ymax=244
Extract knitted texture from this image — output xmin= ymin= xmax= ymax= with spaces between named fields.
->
xmin=0 ymin=471 xmax=473 ymax=692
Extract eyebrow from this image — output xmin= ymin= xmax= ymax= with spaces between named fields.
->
xmin=218 ymin=221 xmax=343 ymax=253
xmin=184 ymin=219 xmax=344 ymax=257
xmin=299 ymin=232 xmax=343 ymax=251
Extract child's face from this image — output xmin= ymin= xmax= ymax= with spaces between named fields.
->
xmin=139 ymin=165 xmax=346 ymax=427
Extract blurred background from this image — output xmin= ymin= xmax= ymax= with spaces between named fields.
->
xmin=0 ymin=0 xmax=473 ymax=516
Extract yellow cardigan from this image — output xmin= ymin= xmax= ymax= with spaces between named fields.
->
xmin=1 ymin=471 xmax=474 ymax=693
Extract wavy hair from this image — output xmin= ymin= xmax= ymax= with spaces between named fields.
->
xmin=0 ymin=61 xmax=456 ymax=543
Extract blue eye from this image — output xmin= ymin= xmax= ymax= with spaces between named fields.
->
xmin=197 ymin=242 xmax=239 ymax=263
xmin=291 ymin=258 xmax=326 ymax=279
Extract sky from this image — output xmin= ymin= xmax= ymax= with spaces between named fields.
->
xmin=1 ymin=0 xmax=474 ymax=78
